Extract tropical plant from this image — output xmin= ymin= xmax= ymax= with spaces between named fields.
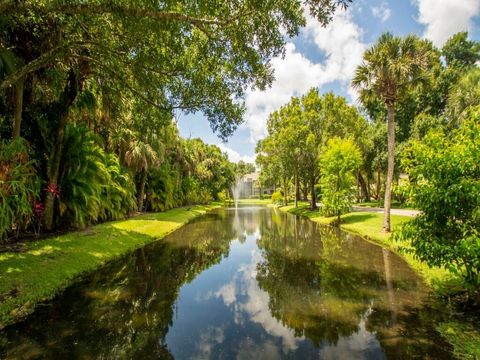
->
xmin=147 ymin=162 xmax=183 ymax=212
xmin=57 ymin=125 xmax=108 ymax=228
xmin=352 ymin=33 xmax=435 ymax=232
xmin=124 ymin=137 xmax=162 ymax=212
xmin=99 ymin=154 xmax=137 ymax=221
xmin=397 ymin=108 xmax=480 ymax=290
xmin=0 ymin=138 xmax=40 ymax=239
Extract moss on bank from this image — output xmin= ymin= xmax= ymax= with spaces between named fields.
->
xmin=0 ymin=204 xmax=220 ymax=329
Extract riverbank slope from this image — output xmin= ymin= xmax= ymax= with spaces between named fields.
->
xmin=0 ymin=204 xmax=220 ymax=329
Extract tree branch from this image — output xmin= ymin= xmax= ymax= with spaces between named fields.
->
xmin=5 ymin=2 xmax=251 ymax=29
xmin=0 ymin=41 xmax=92 ymax=89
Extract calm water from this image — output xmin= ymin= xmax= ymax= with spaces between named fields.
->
xmin=0 ymin=206 xmax=452 ymax=359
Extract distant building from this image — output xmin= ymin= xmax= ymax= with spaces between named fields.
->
xmin=239 ymin=172 xmax=275 ymax=198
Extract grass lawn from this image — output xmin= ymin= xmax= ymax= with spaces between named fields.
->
xmin=355 ymin=200 xmax=415 ymax=210
xmin=0 ymin=203 xmax=220 ymax=329
xmin=236 ymin=198 xmax=273 ymax=205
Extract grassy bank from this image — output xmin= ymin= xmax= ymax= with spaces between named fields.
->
xmin=237 ymin=198 xmax=272 ymax=205
xmin=0 ymin=203 xmax=220 ymax=329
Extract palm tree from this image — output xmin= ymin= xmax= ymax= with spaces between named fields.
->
xmin=123 ymin=135 xmax=162 ymax=212
xmin=352 ymin=33 xmax=434 ymax=232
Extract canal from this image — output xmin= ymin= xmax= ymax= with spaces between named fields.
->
xmin=0 ymin=206 xmax=452 ymax=359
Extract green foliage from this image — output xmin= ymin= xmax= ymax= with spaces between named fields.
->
xmin=58 ymin=125 xmax=108 ymax=228
xmin=183 ymin=178 xmax=213 ymax=205
xmin=183 ymin=138 xmax=236 ymax=202
xmin=0 ymin=204 xmax=220 ymax=329
xmin=271 ymin=190 xmax=284 ymax=205
xmin=1 ymin=0 xmax=347 ymax=139
xmin=352 ymin=32 xmax=436 ymax=106
xmin=0 ymin=138 xmax=40 ymax=239
xmin=0 ymin=0 xmax=348 ymax=234
xmin=398 ymin=110 xmax=480 ymax=289
xmin=319 ymin=138 xmax=362 ymax=218
xmin=59 ymin=125 xmax=136 ymax=228
xmin=410 ymin=113 xmax=445 ymax=140
xmin=99 ymin=154 xmax=137 ymax=221
xmin=446 ymin=68 xmax=480 ymax=123
xmin=257 ymin=89 xmax=367 ymax=208
xmin=436 ymin=321 xmax=480 ymax=360
xmin=442 ymin=32 xmax=480 ymax=70
xmin=235 ymin=161 xmax=255 ymax=177
xmin=148 ymin=162 xmax=183 ymax=212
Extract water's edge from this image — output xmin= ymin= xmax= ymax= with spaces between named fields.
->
xmin=0 ymin=204 xmax=221 ymax=330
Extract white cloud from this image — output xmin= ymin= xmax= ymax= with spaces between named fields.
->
xmin=217 ymin=143 xmax=256 ymax=164
xmin=303 ymin=9 xmax=367 ymax=100
xmin=242 ymin=9 xmax=367 ymax=142
xmin=213 ymin=250 xmax=303 ymax=352
xmin=242 ymin=43 xmax=324 ymax=141
xmin=215 ymin=283 xmax=236 ymax=306
xmin=414 ymin=0 xmax=480 ymax=47
xmin=372 ymin=2 xmax=391 ymax=23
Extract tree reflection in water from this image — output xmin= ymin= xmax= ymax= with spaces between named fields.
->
xmin=0 ymin=207 xmax=452 ymax=359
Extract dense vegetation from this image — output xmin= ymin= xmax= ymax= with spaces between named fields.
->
xmin=0 ymin=0 xmax=349 ymax=239
xmin=1 ymin=1 xmax=479 ymax=343
xmin=257 ymin=31 xmax=480 ymax=293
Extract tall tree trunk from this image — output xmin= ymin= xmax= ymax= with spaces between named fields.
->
xmin=43 ymin=70 xmax=79 ymax=231
xmin=301 ymin=180 xmax=308 ymax=201
xmin=357 ymin=171 xmax=370 ymax=202
xmin=367 ymin=176 xmax=371 ymax=201
xmin=137 ymin=169 xmax=147 ymax=212
xmin=283 ymin=177 xmax=288 ymax=206
xmin=383 ymin=103 xmax=396 ymax=232
xmin=13 ymin=77 xmax=24 ymax=139
xmin=376 ymin=169 xmax=381 ymax=200
xmin=310 ymin=175 xmax=317 ymax=210
xmin=294 ymin=172 xmax=299 ymax=208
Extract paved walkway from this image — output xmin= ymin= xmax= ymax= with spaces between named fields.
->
xmin=352 ymin=206 xmax=419 ymax=217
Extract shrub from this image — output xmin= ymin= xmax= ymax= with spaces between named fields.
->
xmin=397 ymin=109 xmax=480 ymax=290
xmin=0 ymin=138 xmax=40 ymax=239
xmin=319 ymin=137 xmax=362 ymax=220
xmin=58 ymin=124 xmax=107 ymax=228
xmin=271 ymin=190 xmax=284 ymax=205
xmin=183 ymin=177 xmax=212 ymax=205
xmin=59 ymin=125 xmax=138 ymax=227
xmin=99 ymin=154 xmax=137 ymax=221
xmin=148 ymin=162 xmax=183 ymax=212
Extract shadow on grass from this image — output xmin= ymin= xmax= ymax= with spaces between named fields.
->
xmin=342 ymin=213 xmax=378 ymax=225
xmin=282 ymin=205 xmax=321 ymax=219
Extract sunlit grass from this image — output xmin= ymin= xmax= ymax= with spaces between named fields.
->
xmin=0 ymin=203 xmax=220 ymax=329
xmin=236 ymin=198 xmax=272 ymax=205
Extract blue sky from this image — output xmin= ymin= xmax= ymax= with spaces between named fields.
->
xmin=177 ymin=0 xmax=480 ymax=164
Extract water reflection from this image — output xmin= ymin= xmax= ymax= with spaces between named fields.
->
xmin=0 ymin=207 xmax=451 ymax=359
